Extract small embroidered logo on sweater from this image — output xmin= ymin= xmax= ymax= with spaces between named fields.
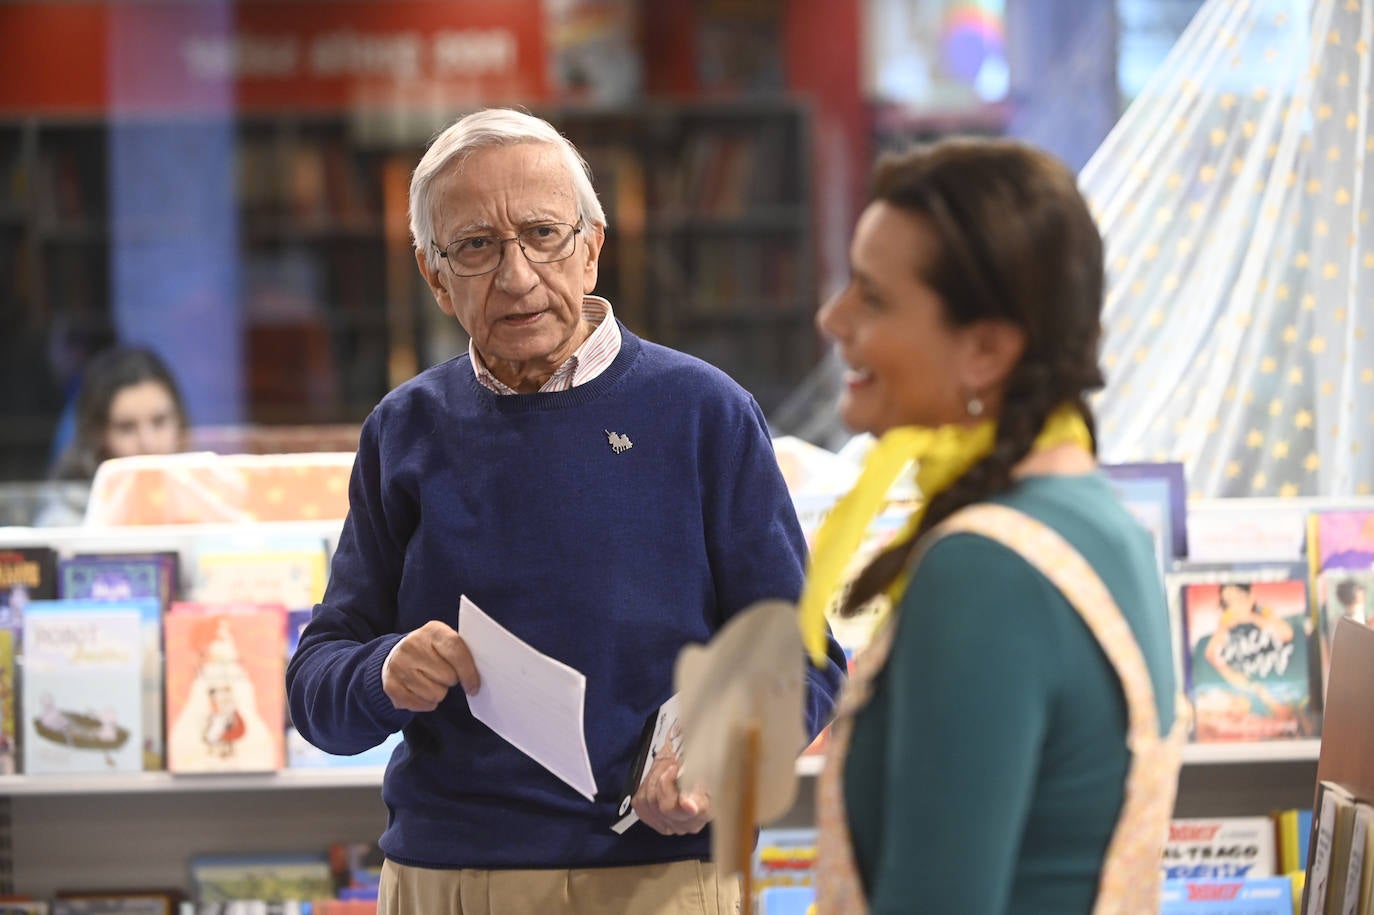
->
xmin=605 ymin=430 xmax=633 ymax=454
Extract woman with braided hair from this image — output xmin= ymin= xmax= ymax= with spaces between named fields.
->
xmin=801 ymin=138 xmax=1186 ymax=913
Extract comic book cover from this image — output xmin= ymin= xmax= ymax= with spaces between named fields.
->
xmin=1183 ymin=570 xmax=1319 ymax=742
xmin=1163 ymin=817 xmax=1277 ymax=880
xmin=165 ymin=606 xmax=286 ymax=773
xmin=0 ymin=547 xmax=58 ymax=630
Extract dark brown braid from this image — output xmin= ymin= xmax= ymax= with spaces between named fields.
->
xmin=837 ymin=138 xmax=1107 ymax=617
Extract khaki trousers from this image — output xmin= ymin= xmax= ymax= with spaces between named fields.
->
xmin=378 ymin=858 xmax=741 ymax=915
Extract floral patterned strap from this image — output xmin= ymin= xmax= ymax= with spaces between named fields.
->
xmin=814 ymin=504 xmax=1187 ymax=914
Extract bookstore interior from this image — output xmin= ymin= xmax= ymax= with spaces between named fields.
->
xmin=0 ymin=0 xmax=1372 ymax=912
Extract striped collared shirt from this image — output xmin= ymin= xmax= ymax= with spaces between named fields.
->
xmin=469 ymin=296 xmax=622 ymax=395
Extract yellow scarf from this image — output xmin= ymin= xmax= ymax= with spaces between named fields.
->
xmin=800 ymin=404 xmax=1094 ymax=665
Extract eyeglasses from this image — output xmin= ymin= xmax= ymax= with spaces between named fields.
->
xmin=433 ymin=221 xmax=583 ymax=277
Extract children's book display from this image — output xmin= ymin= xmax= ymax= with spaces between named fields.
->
xmin=0 ymin=532 xmax=343 ymax=777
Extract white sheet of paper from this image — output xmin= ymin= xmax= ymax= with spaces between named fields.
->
xmin=458 ymin=595 xmax=597 ymax=801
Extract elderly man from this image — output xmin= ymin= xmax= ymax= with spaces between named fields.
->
xmin=286 ymin=108 xmax=847 ymax=914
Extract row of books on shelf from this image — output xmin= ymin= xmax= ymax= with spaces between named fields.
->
xmin=0 ymin=538 xmax=405 ymax=776
xmin=4 ymin=134 xmax=382 ymax=235
xmin=1154 ymin=500 xmax=1373 ymax=745
xmin=0 ymin=841 xmax=383 ymax=913
xmin=781 ymin=451 xmax=1373 ymax=747
xmin=653 ymin=126 xmax=797 ymax=216
xmin=684 ymin=237 xmax=802 ymax=315
xmin=237 ymin=136 xmax=381 ymax=234
xmin=750 ymin=810 xmax=1324 ymax=914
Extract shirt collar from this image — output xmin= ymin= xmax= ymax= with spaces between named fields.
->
xmin=469 ymin=296 xmax=618 ymax=394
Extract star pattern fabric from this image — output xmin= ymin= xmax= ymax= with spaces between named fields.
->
xmin=1085 ymin=0 xmax=1373 ymax=498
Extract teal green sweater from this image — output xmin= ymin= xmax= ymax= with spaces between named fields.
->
xmin=843 ymin=473 xmax=1177 ymax=914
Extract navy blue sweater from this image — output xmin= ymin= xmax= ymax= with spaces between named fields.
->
xmin=286 ymin=326 xmax=848 ymax=870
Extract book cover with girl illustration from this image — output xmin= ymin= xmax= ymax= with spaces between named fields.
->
xmin=1183 ymin=570 xmax=1318 ymax=742
xmin=165 ymin=605 xmax=286 ymax=773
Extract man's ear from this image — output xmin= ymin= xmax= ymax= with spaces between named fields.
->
xmin=958 ymin=319 xmax=1027 ymax=393
xmin=415 ymin=246 xmax=456 ymax=318
xmin=581 ymin=223 xmax=605 ymax=295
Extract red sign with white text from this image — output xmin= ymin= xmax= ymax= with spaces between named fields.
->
xmin=0 ymin=1 xmax=548 ymax=115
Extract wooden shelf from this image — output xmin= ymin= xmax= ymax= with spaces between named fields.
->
xmin=678 ymin=308 xmax=814 ymax=326
xmin=242 ymin=221 xmax=385 ymax=243
xmin=0 ymin=741 xmax=1324 ymax=797
xmin=1181 ymin=739 xmax=1321 ymax=765
xmin=793 ymin=741 xmax=1322 ymax=780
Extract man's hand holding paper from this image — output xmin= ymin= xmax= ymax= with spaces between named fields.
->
xmin=382 ymin=620 xmax=481 ymax=712
xmin=632 ymin=725 xmax=713 ymax=836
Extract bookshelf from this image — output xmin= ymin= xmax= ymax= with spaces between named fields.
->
xmin=0 ymin=99 xmax=820 ymax=483
xmin=0 ymin=499 xmax=1361 ymax=895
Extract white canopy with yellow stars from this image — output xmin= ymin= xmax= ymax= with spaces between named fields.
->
xmin=1086 ymin=0 xmax=1373 ymax=498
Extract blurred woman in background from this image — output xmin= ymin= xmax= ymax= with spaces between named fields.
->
xmin=37 ymin=345 xmax=187 ymax=525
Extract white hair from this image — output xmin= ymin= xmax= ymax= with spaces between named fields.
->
xmin=409 ymin=108 xmax=606 ymax=271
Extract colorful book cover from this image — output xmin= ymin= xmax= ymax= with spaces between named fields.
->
xmin=59 ymin=554 xmax=178 ymax=770
xmin=1312 ymin=510 xmax=1374 ymax=571
xmin=1101 ymin=461 xmax=1189 ymax=558
xmin=0 ymin=547 xmax=58 ymax=630
xmin=59 ymin=553 xmax=179 ymax=611
xmin=21 ymin=600 xmax=145 ymax=774
xmin=1164 ymin=561 xmax=1291 ymax=713
xmin=190 ymin=536 xmax=328 ymax=609
xmin=0 ymin=628 xmax=14 ymax=774
xmin=758 ymin=886 xmax=815 ymax=915
xmin=51 ymin=893 xmax=179 ymax=914
xmin=1309 ymin=510 xmax=1374 ymax=696
xmin=1105 ymin=475 xmax=1174 ymax=580
xmin=165 ymin=606 xmax=286 ymax=773
xmin=189 ymin=853 xmax=333 ymax=903
xmin=1183 ymin=568 xmax=1319 ymax=742
xmin=1164 ymin=817 xmax=1277 ymax=880
xmin=1160 ymin=876 xmax=1293 ymax=914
